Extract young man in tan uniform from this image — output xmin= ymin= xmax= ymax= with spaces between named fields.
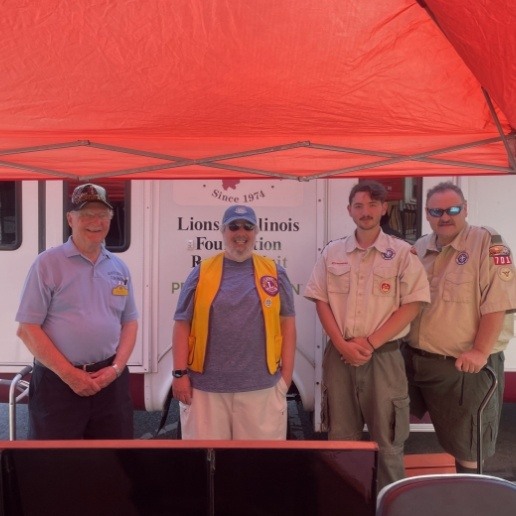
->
xmin=304 ymin=180 xmax=430 ymax=490
xmin=406 ymin=181 xmax=516 ymax=473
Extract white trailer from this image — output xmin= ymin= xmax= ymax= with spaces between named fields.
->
xmin=1 ymin=176 xmax=514 ymax=432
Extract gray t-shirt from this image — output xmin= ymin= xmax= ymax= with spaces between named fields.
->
xmin=174 ymin=255 xmax=295 ymax=392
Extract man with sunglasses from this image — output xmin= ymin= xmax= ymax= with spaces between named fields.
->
xmin=406 ymin=181 xmax=516 ymax=474
xmin=304 ymin=180 xmax=430 ymax=490
xmin=172 ymin=204 xmax=296 ymax=439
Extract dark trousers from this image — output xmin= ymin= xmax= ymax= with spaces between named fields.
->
xmin=403 ymin=344 xmax=504 ymax=461
xmin=28 ymin=363 xmax=133 ymax=439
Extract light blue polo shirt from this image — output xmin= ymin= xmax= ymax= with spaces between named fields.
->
xmin=16 ymin=237 xmax=139 ymax=364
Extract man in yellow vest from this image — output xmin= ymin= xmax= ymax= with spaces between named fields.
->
xmin=172 ymin=205 xmax=296 ymax=439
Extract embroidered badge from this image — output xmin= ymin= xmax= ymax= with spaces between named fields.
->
xmin=382 ymin=248 xmax=395 ymax=260
xmin=498 ymin=267 xmax=514 ymax=282
xmin=381 ymin=282 xmax=391 ymax=293
xmin=456 ymin=251 xmax=469 ymax=265
xmin=489 ymin=245 xmax=510 ymax=257
xmin=112 ymin=285 xmax=129 ymax=296
xmin=493 ymin=255 xmax=513 ymax=266
xmin=260 ymin=275 xmax=279 ymax=296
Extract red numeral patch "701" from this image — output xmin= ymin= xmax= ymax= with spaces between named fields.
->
xmin=493 ymin=255 xmax=512 ymax=265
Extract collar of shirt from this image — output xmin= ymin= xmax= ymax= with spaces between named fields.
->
xmin=64 ymin=235 xmax=110 ymax=260
xmin=345 ymin=230 xmax=391 ymax=254
xmin=426 ymin=223 xmax=471 ymax=254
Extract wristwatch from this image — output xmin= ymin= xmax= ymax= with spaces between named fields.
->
xmin=172 ymin=369 xmax=188 ymax=378
xmin=111 ymin=363 xmax=122 ymax=378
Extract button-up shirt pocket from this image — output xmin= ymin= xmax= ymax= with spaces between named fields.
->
xmin=373 ymin=267 xmax=397 ymax=297
xmin=327 ymin=264 xmax=351 ymax=294
xmin=443 ymin=272 xmax=474 ymax=303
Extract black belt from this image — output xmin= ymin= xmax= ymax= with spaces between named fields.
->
xmin=35 ymin=355 xmax=115 ymax=373
xmin=375 ymin=339 xmax=402 ymax=353
xmin=340 ymin=337 xmax=402 ymax=353
xmin=74 ymin=355 xmax=116 ymax=372
xmin=341 ymin=338 xmax=402 ymax=353
xmin=410 ymin=347 xmax=455 ymax=361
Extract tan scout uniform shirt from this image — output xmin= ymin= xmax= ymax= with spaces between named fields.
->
xmin=409 ymin=224 xmax=516 ymax=357
xmin=304 ymin=231 xmax=430 ymax=340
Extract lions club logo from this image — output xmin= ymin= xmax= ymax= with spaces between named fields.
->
xmin=260 ymin=276 xmax=279 ymax=296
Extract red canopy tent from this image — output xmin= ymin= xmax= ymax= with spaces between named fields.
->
xmin=0 ymin=0 xmax=514 ymax=181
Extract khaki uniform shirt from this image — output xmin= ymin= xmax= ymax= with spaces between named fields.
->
xmin=304 ymin=231 xmax=430 ymax=340
xmin=409 ymin=224 xmax=516 ymax=356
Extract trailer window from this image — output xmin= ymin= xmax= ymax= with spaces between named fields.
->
xmin=64 ymin=181 xmax=130 ymax=252
xmin=364 ymin=177 xmax=422 ymax=243
xmin=0 ymin=181 xmax=21 ymax=250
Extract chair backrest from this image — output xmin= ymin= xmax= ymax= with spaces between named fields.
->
xmin=376 ymin=473 xmax=516 ymax=516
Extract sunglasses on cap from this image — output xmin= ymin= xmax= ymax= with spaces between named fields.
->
xmin=426 ymin=205 xmax=463 ymax=217
xmin=227 ymin=222 xmax=256 ymax=231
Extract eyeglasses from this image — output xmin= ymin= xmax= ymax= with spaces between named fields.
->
xmin=77 ymin=210 xmax=113 ymax=221
xmin=426 ymin=205 xmax=463 ymax=218
xmin=227 ymin=222 xmax=255 ymax=231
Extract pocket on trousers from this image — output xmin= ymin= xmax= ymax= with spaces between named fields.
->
xmin=276 ymin=376 xmax=288 ymax=396
xmin=179 ymin=401 xmax=191 ymax=414
xmin=273 ymin=379 xmax=288 ymax=416
xmin=391 ymin=396 xmax=410 ymax=446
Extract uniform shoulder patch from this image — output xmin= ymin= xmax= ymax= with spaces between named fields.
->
xmin=498 ymin=267 xmax=514 ymax=282
xmin=482 ymin=226 xmax=504 ymax=245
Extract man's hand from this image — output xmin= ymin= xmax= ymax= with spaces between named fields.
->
xmin=90 ymin=367 xmax=119 ymax=389
xmin=334 ymin=337 xmax=373 ymax=366
xmin=62 ymin=369 xmax=103 ymax=396
xmin=455 ymin=349 xmax=488 ymax=374
xmin=281 ymin=372 xmax=293 ymax=389
xmin=172 ymin=375 xmax=193 ymax=405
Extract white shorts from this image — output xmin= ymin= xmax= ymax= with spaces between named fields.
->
xmin=180 ymin=378 xmax=289 ymax=440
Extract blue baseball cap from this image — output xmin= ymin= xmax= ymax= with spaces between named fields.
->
xmin=222 ymin=205 xmax=257 ymax=226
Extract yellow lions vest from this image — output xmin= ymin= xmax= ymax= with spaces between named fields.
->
xmin=188 ymin=252 xmax=282 ymax=374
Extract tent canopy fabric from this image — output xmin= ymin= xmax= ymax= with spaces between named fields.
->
xmin=0 ymin=0 xmax=514 ymax=181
